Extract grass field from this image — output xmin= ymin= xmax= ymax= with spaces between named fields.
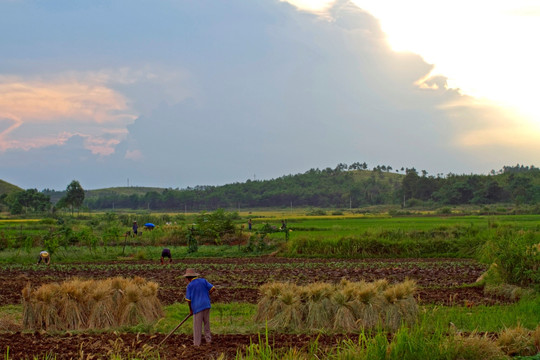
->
xmin=0 ymin=211 xmax=538 ymax=359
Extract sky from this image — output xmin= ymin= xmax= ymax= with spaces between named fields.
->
xmin=1 ymin=0 xmax=539 ymax=190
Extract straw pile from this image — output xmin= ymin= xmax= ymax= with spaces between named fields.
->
xmin=22 ymin=276 xmax=163 ymax=331
xmin=255 ymin=278 xmax=417 ymax=332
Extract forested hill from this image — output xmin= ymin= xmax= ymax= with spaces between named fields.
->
xmin=81 ymin=164 xmax=540 ymax=211
xmin=0 ymin=179 xmax=22 ymax=196
xmin=83 ymin=167 xmax=403 ymax=210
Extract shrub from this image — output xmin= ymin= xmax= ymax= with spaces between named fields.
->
xmin=497 ymin=325 xmax=537 ymax=356
xmin=437 ymin=207 xmax=452 ymax=215
xmin=478 ymin=230 xmax=540 ymax=289
xmin=135 ymin=250 xmax=147 ymax=260
xmin=405 ymin=198 xmax=423 ymax=208
xmin=483 ymin=283 xmax=530 ymax=302
xmin=244 ymin=234 xmax=269 ymax=253
xmin=449 ymin=333 xmax=506 ymax=360
xmin=187 ymin=227 xmax=198 ymax=253
xmin=163 ymin=226 xmax=187 ymax=245
xmin=532 ymin=325 xmax=540 ymax=353
xmin=194 ymin=209 xmax=237 ymax=242
xmin=0 ymin=314 xmax=21 ymax=332
xmin=306 ymin=208 xmax=326 ymax=216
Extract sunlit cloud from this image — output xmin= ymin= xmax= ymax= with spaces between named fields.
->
xmin=458 ymin=126 xmax=540 ymax=148
xmin=0 ymin=73 xmax=137 ymax=153
xmin=283 ymin=0 xmax=540 ymax=149
xmin=439 ymin=95 xmax=540 ymax=150
xmin=0 ymin=76 xmax=132 ymax=123
xmin=125 ymin=149 xmax=143 ymax=161
xmin=348 ymin=0 xmax=540 ymax=124
xmin=281 ymin=0 xmax=334 ymax=13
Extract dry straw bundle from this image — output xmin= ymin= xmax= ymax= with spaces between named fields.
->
xmin=22 ymin=276 xmax=163 ymax=331
xmin=256 ymin=278 xmax=418 ymax=332
xmin=383 ymin=278 xmax=418 ymax=331
xmin=304 ymin=282 xmax=334 ymax=330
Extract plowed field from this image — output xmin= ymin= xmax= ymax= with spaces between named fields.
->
xmin=0 ymin=257 xmax=507 ymax=307
xmin=0 ymin=332 xmax=354 ymax=359
xmin=0 ymin=257 xmax=518 ymax=359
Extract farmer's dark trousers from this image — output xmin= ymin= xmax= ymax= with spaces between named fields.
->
xmin=193 ymin=308 xmax=211 ymax=346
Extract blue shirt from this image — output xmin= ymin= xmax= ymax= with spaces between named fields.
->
xmin=185 ymin=278 xmax=214 ymax=314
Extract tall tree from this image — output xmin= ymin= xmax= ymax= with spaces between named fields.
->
xmin=64 ymin=180 xmax=85 ymax=216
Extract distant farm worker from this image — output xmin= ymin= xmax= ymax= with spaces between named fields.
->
xmin=280 ymin=220 xmax=287 ymax=230
xmin=132 ymin=221 xmax=138 ymax=237
xmin=184 ymin=268 xmax=216 ymax=346
xmin=248 ymin=218 xmax=252 ymax=231
xmin=161 ymin=248 xmax=172 ymax=264
xmin=37 ymin=251 xmax=50 ymax=266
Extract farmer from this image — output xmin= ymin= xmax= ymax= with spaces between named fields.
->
xmin=248 ymin=218 xmax=252 ymax=231
xmin=37 ymin=250 xmax=51 ymax=265
xmin=161 ymin=247 xmax=172 ymax=264
xmin=132 ymin=221 xmax=138 ymax=237
xmin=184 ymin=268 xmax=216 ymax=346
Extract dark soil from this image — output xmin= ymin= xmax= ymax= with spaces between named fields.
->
xmin=0 ymin=257 xmax=510 ymax=307
xmin=0 ymin=332 xmax=354 ymax=359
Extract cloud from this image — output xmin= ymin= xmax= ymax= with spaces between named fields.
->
xmin=0 ymin=0 xmax=537 ymax=190
xmin=125 ymin=149 xmax=143 ymax=161
xmin=0 ymin=74 xmax=136 ymax=153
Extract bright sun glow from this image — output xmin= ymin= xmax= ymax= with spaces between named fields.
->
xmin=285 ymin=0 xmax=540 ymax=127
xmin=281 ymin=0 xmax=335 ymax=12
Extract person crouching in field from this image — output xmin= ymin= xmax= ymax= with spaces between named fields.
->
xmin=184 ymin=268 xmax=216 ymax=346
xmin=37 ymin=251 xmax=50 ymax=265
xmin=161 ymin=248 xmax=172 ymax=264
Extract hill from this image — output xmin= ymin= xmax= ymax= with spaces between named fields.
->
xmin=6 ymin=163 xmax=540 ymax=211
xmin=86 ymin=186 xmax=167 ymax=198
xmin=83 ymin=168 xmax=405 ymax=211
xmin=0 ymin=179 xmax=22 ymax=196
xmin=82 ymin=164 xmax=540 ymax=211
xmin=42 ymin=186 xmax=166 ymax=204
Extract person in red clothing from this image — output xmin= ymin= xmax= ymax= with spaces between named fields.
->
xmin=184 ymin=268 xmax=216 ymax=346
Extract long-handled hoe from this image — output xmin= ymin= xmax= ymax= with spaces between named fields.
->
xmin=158 ymin=313 xmax=192 ymax=347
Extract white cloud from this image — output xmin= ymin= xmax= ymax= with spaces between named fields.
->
xmin=350 ymin=0 xmax=540 ymax=124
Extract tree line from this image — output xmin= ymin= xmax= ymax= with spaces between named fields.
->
xmin=81 ymin=164 xmax=540 ymax=211
xmin=2 ymin=164 xmax=539 ymax=214
xmin=1 ymin=180 xmax=85 ymax=215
